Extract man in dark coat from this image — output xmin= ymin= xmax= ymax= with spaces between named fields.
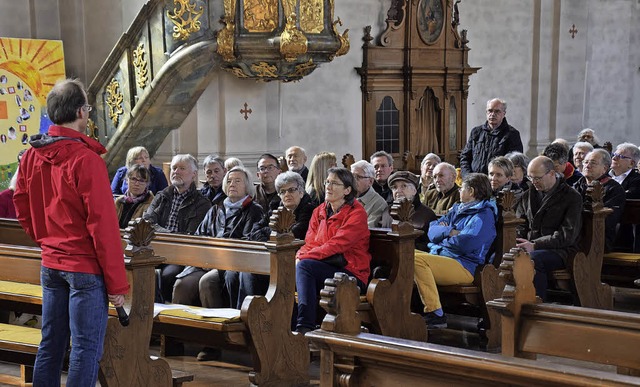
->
xmin=515 ymin=156 xmax=582 ymax=300
xmin=460 ymin=98 xmax=523 ymax=176
xmin=609 ymin=143 xmax=640 ymax=251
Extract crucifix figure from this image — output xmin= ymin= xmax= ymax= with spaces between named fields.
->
xmin=240 ymin=102 xmax=252 ymax=120
xmin=569 ymin=24 xmax=578 ymax=39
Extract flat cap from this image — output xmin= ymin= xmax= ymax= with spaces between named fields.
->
xmin=388 ymin=171 xmax=419 ymax=189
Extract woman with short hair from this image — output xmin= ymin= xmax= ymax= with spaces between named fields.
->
xmin=295 ymin=167 xmax=371 ymax=334
xmin=114 ymin=164 xmax=154 ymax=228
xmin=414 ymin=173 xmax=497 ymax=329
xmin=505 ymin=151 xmax=530 ymax=191
xmin=110 ymin=146 xmax=168 ymax=195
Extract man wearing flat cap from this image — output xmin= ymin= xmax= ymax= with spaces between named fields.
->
xmin=381 ymin=170 xmax=437 ymax=251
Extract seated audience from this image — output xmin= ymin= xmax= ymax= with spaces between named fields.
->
xmin=114 ymin=164 xmax=154 ymax=228
xmin=516 ymin=156 xmax=582 ymax=300
xmin=306 ymin=151 xmax=337 ymax=206
xmin=200 ymin=155 xmax=227 ymax=206
xmin=370 ymin=150 xmax=395 ymax=204
xmin=572 ymin=141 xmax=594 ymax=172
xmin=505 ymin=151 xmax=530 ymax=191
xmin=350 ymin=160 xmax=387 ymax=227
xmin=295 ymin=167 xmax=371 ymax=334
xmin=423 ymin=162 xmax=460 ymax=215
xmin=573 ymin=149 xmax=625 ymax=253
xmin=253 ymin=171 xmax=316 ymax=240
xmin=254 ymin=154 xmax=282 ymax=216
xmin=224 ymin=157 xmax=244 ymax=170
xmin=285 ymin=146 xmax=309 ymax=182
xmin=0 ymin=167 xmax=18 ymax=218
xmin=543 ymin=142 xmax=582 ymax=186
xmin=610 ymin=143 xmax=640 ymax=199
xmin=418 ymin=153 xmax=441 ymax=199
xmin=111 ymin=146 xmax=168 ymax=195
xmin=173 ymin=166 xmax=264 ymax=361
xmin=488 ymin=156 xmax=520 ymax=196
xmin=414 ymin=173 xmax=497 ymax=328
xmin=382 ymin=171 xmax=436 ymax=251
xmin=143 ymin=154 xmax=211 ymax=303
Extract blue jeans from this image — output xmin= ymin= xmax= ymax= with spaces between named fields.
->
xmin=295 ymin=259 xmax=365 ymax=331
xmin=34 ymin=267 xmax=108 ymax=387
xmin=225 ymin=271 xmax=269 ymax=309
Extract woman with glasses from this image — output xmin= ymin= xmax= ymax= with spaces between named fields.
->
xmin=114 ymin=164 xmax=154 ymax=229
xmin=295 ymin=167 xmax=371 ymax=334
xmin=253 ymin=171 xmax=316 ymax=240
xmin=111 ymin=146 xmax=168 ymax=195
xmin=414 ymin=173 xmax=497 ymax=329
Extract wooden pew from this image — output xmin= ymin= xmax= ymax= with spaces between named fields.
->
xmin=308 ymin=273 xmax=640 ymax=386
xmin=488 ymin=248 xmax=640 ymax=376
xmin=0 ymin=219 xmax=192 ymax=386
xmin=602 ymin=199 xmax=640 ymax=286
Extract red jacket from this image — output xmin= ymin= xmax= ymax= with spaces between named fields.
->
xmin=0 ymin=188 xmax=16 ymax=218
xmin=13 ymin=125 xmax=129 ymax=295
xmin=297 ymin=200 xmax=371 ymax=285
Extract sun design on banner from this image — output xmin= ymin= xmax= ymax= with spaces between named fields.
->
xmin=0 ymin=37 xmax=65 ymax=189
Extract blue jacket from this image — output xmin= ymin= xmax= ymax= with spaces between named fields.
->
xmin=427 ymin=200 xmax=498 ymax=275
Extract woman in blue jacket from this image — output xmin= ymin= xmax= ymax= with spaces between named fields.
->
xmin=415 ymin=173 xmax=497 ymax=329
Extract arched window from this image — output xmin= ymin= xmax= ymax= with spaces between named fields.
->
xmin=375 ymin=96 xmax=400 ymax=153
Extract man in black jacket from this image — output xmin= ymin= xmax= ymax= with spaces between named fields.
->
xmin=460 ymin=98 xmax=523 ymax=176
xmin=610 ymin=142 xmax=640 ymax=199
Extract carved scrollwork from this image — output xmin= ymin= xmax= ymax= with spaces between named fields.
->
xmin=105 ymin=79 xmax=124 ymax=127
xmin=497 ymin=189 xmax=517 ymax=219
xmin=280 ymin=13 xmax=308 ymax=62
xmin=288 ymin=59 xmax=316 ymax=79
xmin=132 ymin=43 xmax=149 ymax=89
xmin=251 ymin=62 xmax=278 ymax=78
xmin=300 ymin=0 xmax=324 ymax=33
xmin=224 ymin=65 xmax=249 ymax=78
xmin=243 ymin=0 xmax=278 ymax=33
xmin=167 ymin=0 xmax=204 ymax=41
xmin=269 ymin=206 xmax=295 ymax=234
xmin=217 ymin=19 xmax=236 ymax=62
xmin=585 ymin=181 xmax=604 ymax=212
xmin=123 ymin=218 xmax=155 ymax=255
xmin=332 ymin=17 xmax=350 ymax=57
xmin=390 ymin=198 xmax=415 ymax=223
xmin=341 ymin=153 xmax=355 ymax=169
xmin=86 ymin=118 xmax=99 ymax=140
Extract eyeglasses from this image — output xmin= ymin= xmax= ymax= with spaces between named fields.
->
xmin=278 ymin=187 xmax=300 ymax=196
xmin=128 ymin=177 xmax=148 ymax=184
xmin=526 ymin=171 xmax=550 ymax=182
xmin=258 ymin=165 xmax=279 ymax=173
xmin=83 ymin=104 xmax=93 ymax=112
xmin=324 ymin=180 xmax=344 ymax=187
xmin=612 ymin=153 xmax=632 ymax=160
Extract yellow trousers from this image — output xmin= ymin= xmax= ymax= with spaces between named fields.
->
xmin=414 ymin=250 xmax=474 ymax=313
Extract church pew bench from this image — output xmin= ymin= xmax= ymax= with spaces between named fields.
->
xmin=308 ymin=273 xmax=640 ymax=386
xmin=602 ymin=199 xmax=640 ymax=286
xmin=488 ymin=248 xmax=640 ymax=376
xmin=0 ymin=220 xmax=191 ymax=386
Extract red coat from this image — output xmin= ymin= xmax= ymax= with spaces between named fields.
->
xmin=297 ymin=200 xmax=371 ymax=285
xmin=0 ymin=188 xmax=16 ymax=219
xmin=13 ymin=125 xmax=129 ymax=295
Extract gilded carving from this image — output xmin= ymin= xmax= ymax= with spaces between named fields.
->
xmin=251 ymin=62 xmax=278 ymax=78
xmin=217 ymin=21 xmax=236 ymax=61
xmin=132 ymin=43 xmax=149 ymax=89
xmin=289 ymin=59 xmax=316 ymax=78
xmin=167 ymin=0 xmax=204 ymax=40
xmin=332 ymin=17 xmax=350 ymax=57
xmin=106 ymin=79 xmax=124 ymax=127
xmin=86 ymin=118 xmax=99 ymax=140
xmin=280 ymin=14 xmax=308 ymax=62
xmin=300 ymin=0 xmax=324 ymax=33
xmin=243 ymin=0 xmax=278 ymax=33
xmin=224 ymin=66 xmax=249 ymax=78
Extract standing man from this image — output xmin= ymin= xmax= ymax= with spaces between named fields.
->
xmin=351 ymin=160 xmax=387 ymax=227
xmin=515 ymin=156 xmax=582 ymax=300
xmin=285 ymin=146 xmax=309 ymax=182
xmin=254 ymin=153 xmax=282 ymax=216
xmin=460 ymin=98 xmax=523 ymax=175
xmin=370 ymin=150 xmax=395 ymax=204
xmin=13 ymin=79 xmax=129 ymax=386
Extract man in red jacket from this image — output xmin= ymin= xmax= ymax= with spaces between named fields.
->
xmin=13 ymin=79 xmax=129 ymax=386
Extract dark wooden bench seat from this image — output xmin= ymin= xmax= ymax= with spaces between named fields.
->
xmin=308 ymin=272 xmax=640 ymax=386
xmin=0 ymin=220 xmax=192 ymax=387
xmin=602 ymin=199 xmax=640 ymax=286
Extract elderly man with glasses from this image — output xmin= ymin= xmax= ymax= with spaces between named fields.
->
xmin=610 ymin=143 xmax=640 ymax=199
xmin=515 ymin=156 xmax=583 ymax=301
xmin=254 ymin=153 xmax=282 ymax=217
xmin=350 ymin=160 xmax=388 ymax=227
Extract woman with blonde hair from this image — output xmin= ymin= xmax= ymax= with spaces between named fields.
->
xmin=111 ymin=146 xmax=168 ymax=195
xmin=305 ymin=151 xmax=337 ymax=205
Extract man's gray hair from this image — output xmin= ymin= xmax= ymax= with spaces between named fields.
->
xmin=203 ymin=154 xmax=225 ymax=169
xmin=171 ymin=154 xmax=198 ymax=171
xmin=286 ymin=146 xmax=306 ymax=157
xmin=488 ymin=98 xmax=507 ymax=112
xmin=615 ymin=143 xmax=640 ymax=164
xmin=420 ymin=153 xmax=441 ymax=167
xmin=222 ymin=166 xmax=256 ymax=197
xmin=573 ymin=141 xmax=594 ymax=153
xmin=351 ymin=160 xmax=375 ymax=178
xmin=275 ymin=171 xmax=306 ymax=192
xmin=589 ymin=148 xmax=612 ymax=170
xmin=370 ymin=150 xmax=393 ymax=166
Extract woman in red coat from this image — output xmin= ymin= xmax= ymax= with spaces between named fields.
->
xmin=295 ymin=167 xmax=371 ymax=334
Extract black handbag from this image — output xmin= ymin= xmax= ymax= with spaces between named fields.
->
xmin=322 ymin=253 xmax=347 ymax=268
